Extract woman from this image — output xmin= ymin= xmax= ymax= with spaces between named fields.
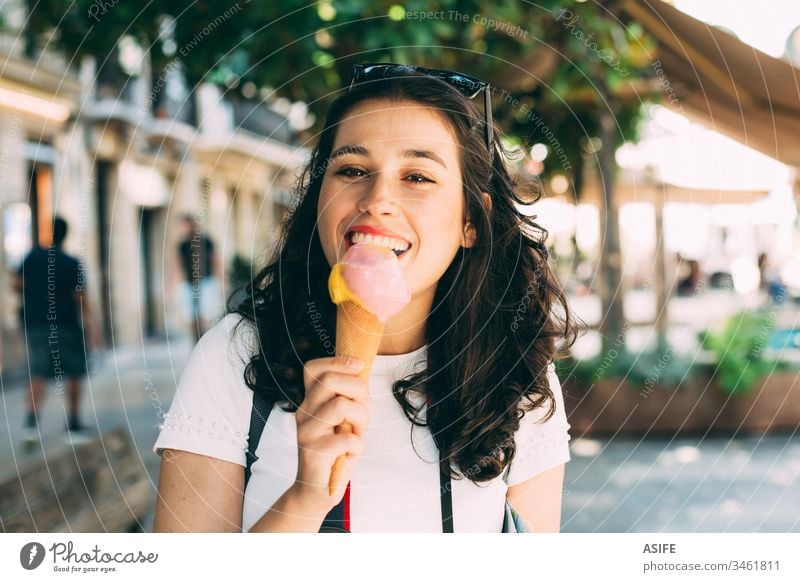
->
xmin=153 ymin=64 xmax=575 ymax=532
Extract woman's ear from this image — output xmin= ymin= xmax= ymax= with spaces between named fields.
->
xmin=463 ymin=192 xmax=492 ymax=248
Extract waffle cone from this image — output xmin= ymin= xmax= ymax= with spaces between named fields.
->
xmin=328 ymin=300 xmax=383 ymax=495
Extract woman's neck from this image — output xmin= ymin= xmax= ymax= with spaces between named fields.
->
xmin=377 ymin=290 xmax=434 ymax=355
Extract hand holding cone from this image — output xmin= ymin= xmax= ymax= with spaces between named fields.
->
xmin=327 ymin=243 xmax=411 ymax=495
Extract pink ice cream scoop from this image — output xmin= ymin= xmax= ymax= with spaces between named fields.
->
xmin=328 ymin=243 xmax=411 ymax=322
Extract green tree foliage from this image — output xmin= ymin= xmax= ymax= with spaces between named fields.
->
xmin=22 ymin=1 xmax=660 ymax=349
xmin=24 ymin=0 xmax=656 ymax=166
xmin=700 ymin=310 xmax=778 ymax=395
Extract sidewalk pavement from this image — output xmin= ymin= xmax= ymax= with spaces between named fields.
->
xmin=563 ymin=432 xmax=800 ymax=532
xmin=0 ymin=335 xmax=194 ymax=530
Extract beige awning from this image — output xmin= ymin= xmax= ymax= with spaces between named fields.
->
xmin=611 ymin=0 xmax=800 ymax=168
xmin=569 ymin=175 xmax=768 ymax=206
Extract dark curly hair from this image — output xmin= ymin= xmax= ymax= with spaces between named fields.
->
xmin=227 ymin=70 xmax=575 ymax=483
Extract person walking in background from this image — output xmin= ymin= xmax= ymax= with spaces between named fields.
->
xmin=13 ymin=216 xmax=99 ymax=447
xmin=176 ymin=214 xmax=223 ymax=343
xmin=676 ymin=257 xmax=701 ymax=297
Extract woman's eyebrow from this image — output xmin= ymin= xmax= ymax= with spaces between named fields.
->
xmin=330 ymin=144 xmax=367 ymax=159
xmin=402 ymin=149 xmax=447 ymax=169
xmin=329 ymin=145 xmax=448 ymax=169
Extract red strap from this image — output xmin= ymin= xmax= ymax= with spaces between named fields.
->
xmin=344 ymin=481 xmax=352 ymax=531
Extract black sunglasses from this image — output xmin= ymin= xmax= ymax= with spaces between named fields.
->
xmin=348 ymin=63 xmax=494 ymax=153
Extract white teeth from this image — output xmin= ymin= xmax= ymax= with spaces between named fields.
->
xmin=350 ymin=231 xmax=410 ymax=252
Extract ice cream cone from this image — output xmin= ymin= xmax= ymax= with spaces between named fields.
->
xmin=326 ymin=243 xmax=411 ymax=498
xmin=328 ymin=300 xmax=383 ymax=495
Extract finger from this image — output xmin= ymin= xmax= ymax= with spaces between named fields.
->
xmin=306 ymin=432 xmax=366 ymax=468
xmin=315 ymin=396 xmax=370 ymax=436
xmin=298 ymin=396 xmax=370 ymax=441
xmin=299 ymin=372 xmax=370 ymax=416
xmin=303 ymin=357 xmax=364 ymax=389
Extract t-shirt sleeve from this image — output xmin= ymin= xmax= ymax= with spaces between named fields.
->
xmin=153 ymin=314 xmax=255 ymax=466
xmin=505 ymin=364 xmax=571 ymax=487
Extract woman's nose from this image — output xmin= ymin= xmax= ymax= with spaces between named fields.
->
xmin=356 ymin=171 xmax=398 ymax=215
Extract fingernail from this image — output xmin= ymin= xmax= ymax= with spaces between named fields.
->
xmin=345 ymin=357 xmax=363 ymax=369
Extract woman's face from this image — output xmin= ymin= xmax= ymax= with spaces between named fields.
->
xmin=317 ymin=99 xmax=475 ymax=309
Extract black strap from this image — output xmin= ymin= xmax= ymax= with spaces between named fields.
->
xmin=244 ymin=390 xmax=272 ymax=488
xmin=439 ymin=447 xmax=454 ymax=533
xmin=432 ymin=397 xmax=454 ymax=533
xmin=317 ymin=496 xmax=349 ymax=533
xmin=247 ymin=391 xmax=453 ymax=532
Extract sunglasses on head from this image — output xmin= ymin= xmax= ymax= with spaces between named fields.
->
xmin=347 ymin=63 xmax=494 ymax=153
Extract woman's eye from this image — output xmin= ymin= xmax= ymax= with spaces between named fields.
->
xmin=336 ymin=167 xmax=368 ymax=178
xmin=405 ymin=173 xmax=433 ymax=184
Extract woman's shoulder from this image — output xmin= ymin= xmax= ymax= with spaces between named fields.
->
xmin=154 ymin=313 xmax=256 ymax=465
xmin=505 ymin=363 xmax=571 ymax=486
xmin=203 ymin=311 xmax=255 ymax=344
xmin=199 ymin=312 xmax=258 ymax=370
xmin=529 ymin=363 xmax=568 ymax=429
xmin=174 ymin=312 xmax=258 ymax=400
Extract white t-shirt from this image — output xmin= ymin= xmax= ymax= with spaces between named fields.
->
xmin=154 ymin=313 xmax=571 ymax=532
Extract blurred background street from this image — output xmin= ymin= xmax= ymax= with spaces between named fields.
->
xmin=0 ymin=0 xmax=798 ymax=532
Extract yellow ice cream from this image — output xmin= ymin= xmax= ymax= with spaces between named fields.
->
xmin=328 ymin=263 xmax=364 ymax=308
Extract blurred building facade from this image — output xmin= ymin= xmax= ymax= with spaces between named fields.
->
xmin=0 ymin=5 xmax=305 ymax=374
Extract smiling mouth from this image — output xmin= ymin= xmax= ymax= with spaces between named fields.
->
xmin=347 ymin=231 xmax=412 ymax=257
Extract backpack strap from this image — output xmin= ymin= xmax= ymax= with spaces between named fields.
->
xmin=244 ymin=390 xmax=273 ymax=488
xmin=428 ymin=395 xmax=454 ymax=533
xmin=439 ymin=447 xmax=454 ymax=533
